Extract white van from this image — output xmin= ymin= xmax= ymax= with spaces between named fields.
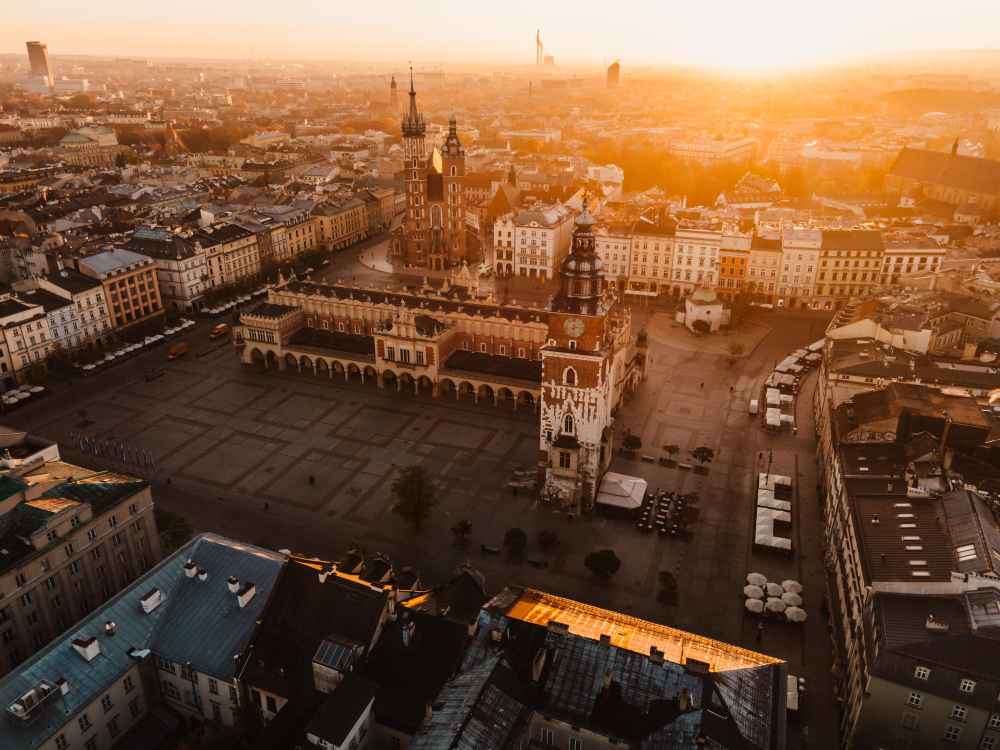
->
xmin=748 ymin=399 xmax=759 ymax=415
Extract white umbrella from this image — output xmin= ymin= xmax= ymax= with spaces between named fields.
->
xmin=113 ymin=350 xmax=126 ymax=357
xmin=29 ymin=386 xmax=44 ymax=393
xmin=782 ymin=580 xmax=803 ymax=594
xmin=82 ymin=364 xmax=95 ymax=371
xmin=765 ymin=597 xmax=787 ymax=613
xmin=785 ymin=606 xmax=807 ymax=622
xmin=744 ymin=585 xmax=764 ymax=599
xmin=781 ymin=592 xmax=803 ymax=607
xmin=747 ymin=573 xmax=767 ymax=587
xmin=104 ymin=354 xmax=115 ymax=362
xmin=745 ymin=598 xmax=764 ymax=614
xmin=765 ymin=582 xmax=784 ymax=597
xmin=15 ymin=392 xmax=30 ymax=400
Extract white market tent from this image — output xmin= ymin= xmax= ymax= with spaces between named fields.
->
xmin=779 ymin=394 xmax=794 ymax=405
xmin=596 ymin=472 xmax=648 ymax=511
xmin=766 ymin=408 xmax=781 ymax=427
xmin=805 ymin=352 xmax=821 ymax=362
xmin=780 ymin=415 xmax=795 ymax=426
xmin=807 ymin=338 xmax=826 ymax=352
xmin=778 ymin=374 xmax=796 ymax=387
xmin=766 ymin=388 xmax=781 ymax=406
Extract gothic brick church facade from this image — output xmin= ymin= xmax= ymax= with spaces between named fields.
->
xmin=390 ymin=75 xmax=473 ymax=270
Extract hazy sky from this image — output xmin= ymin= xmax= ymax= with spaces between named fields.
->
xmin=4 ymin=0 xmax=1000 ymax=70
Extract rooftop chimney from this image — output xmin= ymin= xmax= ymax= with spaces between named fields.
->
xmin=532 ymin=647 xmax=547 ymax=682
xmin=604 ymin=666 xmax=612 ymax=689
xmin=56 ymin=678 xmax=69 ymax=696
xmin=197 ymin=569 xmax=208 ymax=581
xmin=227 ymin=576 xmax=240 ymax=593
xmin=402 ymin=620 xmax=415 ymax=647
xmin=141 ymin=587 xmax=163 ymax=613
xmin=105 ymin=621 xmax=116 ymax=637
xmin=237 ymin=583 xmax=256 ymax=608
xmin=183 ymin=560 xmax=197 ymax=578
xmin=72 ymin=637 xmax=100 ymax=662
xmin=599 ymin=633 xmax=611 ymax=648
xmin=648 ymin=646 xmax=664 ymax=665
xmin=424 ymin=701 xmax=433 ymax=720
xmin=546 ymin=620 xmax=569 ymax=635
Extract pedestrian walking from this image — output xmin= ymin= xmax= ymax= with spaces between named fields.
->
xmin=264 ymin=502 xmax=269 ymax=512
xmin=756 ymin=622 xmax=763 ymax=641
xmin=700 ymin=382 xmax=704 ymax=389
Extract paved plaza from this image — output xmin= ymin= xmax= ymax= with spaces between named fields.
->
xmin=9 ymin=305 xmax=836 ymax=747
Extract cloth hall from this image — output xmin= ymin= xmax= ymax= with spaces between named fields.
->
xmin=234 ymin=199 xmax=647 ymax=513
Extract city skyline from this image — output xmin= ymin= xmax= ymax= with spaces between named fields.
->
xmin=4 ymin=0 xmax=1000 ymax=71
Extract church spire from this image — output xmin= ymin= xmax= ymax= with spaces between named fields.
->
xmin=401 ymin=66 xmax=425 ymax=138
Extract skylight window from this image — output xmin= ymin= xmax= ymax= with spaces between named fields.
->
xmin=909 ymin=560 xmax=927 ymax=566
xmin=903 ymin=536 xmax=921 ymax=541
xmin=906 ymin=546 xmax=923 ymax=551
xmin=956 ymin=544 xmax=977 ymax=562
xmin=897 ymin=513 xmax=914 ymax=518
xmin=894 ymin=502 xmax=912 ymax=508
xmin=911 ymin=571 xmax=931 ymax=577
xmin=900 ymin=523 xmax=917 ymax=528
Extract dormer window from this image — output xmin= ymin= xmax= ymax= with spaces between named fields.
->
xmin=569 ymin=340 xmax=577 ymax=349
xmin=960 ymin=679 xmax=975 ymax=693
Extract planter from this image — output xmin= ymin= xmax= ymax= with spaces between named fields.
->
xmin=622 ymin=450 xmax=637 ymax=460
xmin=452 ymin=537 xmax=472 ymax=551
xmin=590 ymin=574 xmax=611 ymax=588
xmin=693 ymin=465 xmax=710 ymax=476
xmin=506 ymin=551 xmax=525 ymax=565
xmin=660 ymin=457 xmax=677 ymax=468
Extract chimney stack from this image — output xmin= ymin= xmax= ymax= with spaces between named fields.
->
xmin=184 ymin=560 xmax=197 ymax=578
xmin=425 ymin=702 xmax=433 ymax=720
xmin=604 ymin=666 xmax=612 ymax=689
xmin=648 ymin=646 xmax=664 ymax=665
xmin=105 ymin=621 xmax=116 ymax=637
xmin=679 ymin=687 xmax=690 ymax=711
xmin=227 ymin=576 xmax=240 ymax=593
xmin=402 ymin=620 xmax=415 ymax=647
xmin=531 ymin=647 xmax=547 ymax=682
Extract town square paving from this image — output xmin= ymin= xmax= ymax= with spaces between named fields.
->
xmin=9 ymin=305 xmax=836 ymax=746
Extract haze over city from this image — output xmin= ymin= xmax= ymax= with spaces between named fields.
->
xmin=1 ymin=6 xmax=1000 ymax=750
xmin=5 ymin=0 xmax=1000 ymax=69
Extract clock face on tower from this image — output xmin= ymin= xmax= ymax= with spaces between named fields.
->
xmin=563 ymin=317 xmax=585 ymax=337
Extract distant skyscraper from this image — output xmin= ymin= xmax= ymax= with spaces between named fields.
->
xmin=26 ymin=41 xmax=53 ymax=79
xmin=607 ymin=60 xmax=620 ymax=89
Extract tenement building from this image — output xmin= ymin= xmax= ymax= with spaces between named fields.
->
xmin=0 ymin=429 xmax=161 ymax=677
xmin=234 ymin=201 xmax=646 ymax=514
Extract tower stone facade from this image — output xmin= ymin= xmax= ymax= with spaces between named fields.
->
xmin=539 ymin=198 xmax=639 ymax=513
xmin=390 ymin=75 xmax=398 ymax=111
xmin=397 ymin=75 xmax=470 ymax=270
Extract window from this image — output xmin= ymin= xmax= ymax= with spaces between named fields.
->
xmin=564 ymin=367 xmax=577 ymax=386
xmin=209 ymin=678 xmax=219 ymax=694
xmin=55 ymin=734 xmax=68 ymax=750
xmin=230 ymin=685 xmax=238 ymax=702
xmin=914 ymin=666 xmax=929 ymax=680
xmin=960 ymin=679 xmax=976 ymax=693
xmin=50 ymin=595 xmax=61 ymax=610
xmin=541 ymin=728 xmax=554 ymax=745
xmin=156 ymin=656 xmax=176 ymax=673
xmin=64 ymin=543 xmax=75 ymax=558
xmin=108 ymin=515 xmax=118 ymax=529
xmin=266 ymin=695 xmax=277 ymax=713
xmin=563 ymin=414 xmax=574 ymax=434
xmin=92 ymin=548 xmax=102 ymax=560
xmin=559 ymin=451 xmax=571 ymax=469
xmin=907 ymin=692 xmax=922 ymax=708
xmin=108 ymin=716 xmax=120 ymax=737
xmin=87 ymin=529 xmax=97 ymax=542
xmin=129 ymin=696 xmax=141 ymax=719
xmin=991 ymin=714 xmax=1000 ymax=730
xmin=46 ymin=529 xmax=58 ymax=542
xmin=162 ymin=680 xmax=181 ymax=699
xmin=180 ymin=664 xmax=197 ymax=681
xmin=569 ymin=740 xmax=583 ymax=750
xmin=79 ymin=713 xmax=92 ymax=732
xmin=943 ymin=725 xmax=962 ymax=743
xmin=982 ymin=738 xmax=996 ymax=750
xmin=19 ymin=592 xmax=32 ymax=608
xmin=128 ymin=503 xmax=138 ymax=516
xmin=84 ymin=737 xmax=98 ymax=750
xmin=101 ymin=693 xmax=113 ymax=712
xmin=123 ymin=675 xmax=135 ymax=692
xmin=952 ymin=705 xmax=967 ymax=721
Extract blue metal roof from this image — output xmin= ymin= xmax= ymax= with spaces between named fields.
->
xmin=0 ymin=535 xmax=284 ymax=749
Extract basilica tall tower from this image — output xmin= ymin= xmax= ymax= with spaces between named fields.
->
xmin=401 ymin=71 xmax=428 ymax=268
xmin=539 ymin=197 xmax=617 ymax=513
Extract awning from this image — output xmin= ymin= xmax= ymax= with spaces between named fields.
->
xmin=624 ymin=289 xmax=658 ymax=297
xmin=596 ymin=472 xmax=648 ymax=510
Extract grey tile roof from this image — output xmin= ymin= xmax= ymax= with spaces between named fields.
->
xmin=78 ymin=248 xmax=152 ymax=276
xmin=0 ymin=534 xmax=283 ymax=750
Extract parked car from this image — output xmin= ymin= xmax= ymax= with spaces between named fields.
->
xmin=167 ymin=343 xmax=189 ymax=360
